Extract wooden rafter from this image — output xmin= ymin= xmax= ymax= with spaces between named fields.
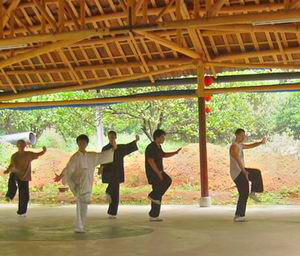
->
xmin=0 ymin=0 xmax=3 ymax=38
xmin=2 ymin=0 xmax=21 ymax=29
xmin=0 ymin=33 xmax=93 ymax=69
xmin=135 ymin=31 xmax=201 ymax=59
xmin=64 ymin=0 xmax=80 ymax=30
xmin=1 ymin=0 xmax=300 ymax=92
xmin=58 ymin=0 xmax=65 ymax=32
xmin=154 ymin=0 xmax=175 ymax=23
xmin=0 ymin=63 xmax=195 ymax=101
xmin=207 ymin=0 xmax=227 ymax=17
xmin=33 ymin=0 xmax=58 ymax=31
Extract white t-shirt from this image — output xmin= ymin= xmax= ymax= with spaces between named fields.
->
xmin=229 ymin=143 xmax=244 ymax=181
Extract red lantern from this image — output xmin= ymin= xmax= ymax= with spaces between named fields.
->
xmin=204 ymin=96 xmax=212 ymax=102
xmin=205 ymin=107 xmax=212 ymax=113
xmin=204 ymin=76 xmax=214 ymax=86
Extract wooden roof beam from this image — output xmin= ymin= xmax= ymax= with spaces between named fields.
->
xmin=154 ymin=0 xmax=175 ymax=23
xmin=0 ymin=92 xmax=196 ymax=109
xmin=159 ymin=9 xmax=300 ymax=29
xmin=1 ymin=4 xmax=288 ymax=36
xmin=212 ymin=46 xmax=300 ymax=61
xmin=1 ymin=5 xmax=175 ymax=36
xmin=290 ymin=0 xmax=300 ymax=9
xmin=201 ymin=24 xmax=300 ymax=35
xmin=207 ymin=0 xmax=227 ymax=17
xmin=2 ymin=0 xmax=21 ymax=29
xmin=0 ymin=31 xmax=93 ymax=69
xmin=0 ymin=0 xmax=3 ymax=38
xmin=135 ymin=31 xmax=201 ymax=59
xmin=32 ymin=0 xmax=58 ymax=31
xmin=0 ymin=63 xmax=195 ymax=100
xmin=64 ymin=0 xmax=81 ymax=30
xmin=3 ymin=58 xmax=192 ymax=75
xmin=206 ymin=62 xmax=300 ymax=70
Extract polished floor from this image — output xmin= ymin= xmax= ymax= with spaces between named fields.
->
xmin=0 ymin=204 xmax=300 ymax=256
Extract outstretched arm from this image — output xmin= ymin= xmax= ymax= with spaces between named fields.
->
xmin=242 ymin=138 xmax=266 ymax=149
xmin=31 ymin=146 xmax=47 ymax=159
xmin=120 ymin=135 xmax=140 ymax=156
xmin=163 ymin=148 xmax=182 ymax=158
xmin=54 ymin=156 xmax=76 ymax=182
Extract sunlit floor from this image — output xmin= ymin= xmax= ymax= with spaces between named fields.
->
xmin=1 ymin=204 xmax=300 ymax=256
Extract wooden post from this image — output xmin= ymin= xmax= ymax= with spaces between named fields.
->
xmin=58 ymin=0 xmax=65 ymax=32
xmin=197 ymin=64 xmax=211 ymax=207
xmin=142 ymin=0 xmax=148 ymax=23
xmin=80 ymin=0 xmax=85 ymax=29
xmin=194 ymin=0 xmax=200 ymax=18
xmin=0 ymin=0 xmax=3 ymax=38
xmin=176 ymin=0 xmax=182 ymax=45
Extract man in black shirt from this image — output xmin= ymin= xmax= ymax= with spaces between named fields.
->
xmin=99 ymin=131 xmax=139 ymax=218
xmin=145 ymin=129 xmax=181 ymax=221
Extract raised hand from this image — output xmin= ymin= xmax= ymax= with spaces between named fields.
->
xmin=176 ymin=148 xmax=182 ymax=154
xmin=261 ymin=137 xmax=266 ymax=145
xmin=53 ymin=173 xmax=62 ymax=182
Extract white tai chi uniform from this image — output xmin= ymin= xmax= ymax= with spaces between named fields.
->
xmin=62 ymin=150 xmax=114 ymax=230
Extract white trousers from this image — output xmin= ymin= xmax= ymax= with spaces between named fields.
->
xmin=75 ymin=198 xmax=88 ymax=230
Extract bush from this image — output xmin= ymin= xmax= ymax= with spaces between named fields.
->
xmin=0 ymin=141 xmax=16 ymax=168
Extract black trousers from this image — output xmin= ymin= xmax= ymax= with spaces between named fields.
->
xmin=106 ymin=182 xmax=120 ymax=216
xmin=6 ymin=173 xmax=17 ymax=200
xmin=5 ymin=173 xmax=29 ymax=215
xmin=234 ymin=168 xmax=264 ymax=217
xmin=148 ymin=172 xmax=172 ymax=218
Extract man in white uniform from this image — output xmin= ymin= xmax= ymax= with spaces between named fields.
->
xmin=54 ymin=134 xmax=115 ymax=233
xmin=230 ymin=129 xmax=265 ymax=222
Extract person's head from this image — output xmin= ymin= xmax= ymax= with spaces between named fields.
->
xmin=16 ymin=140 xmax=26 ymax=151
xmin=153 ymin=129 xmax=166 ymax=144
xmin=234 ymin=128 xmax=246 ymax=143
xmin=76 ymin=134 xmax=89 ymax=151
xmin=107 ymin=131 xmax=117 ymax=144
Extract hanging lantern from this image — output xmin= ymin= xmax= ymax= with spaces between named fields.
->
xmin=205 ymin=107 xmax=212 ymax=113
xmin=204 ymin=96 xmax=212 ymax=102
xmin=204 ymin=76 xmax=214 ymax=86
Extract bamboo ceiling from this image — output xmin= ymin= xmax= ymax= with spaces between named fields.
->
xmin=1 ymin=0 xmax=300 ymax=97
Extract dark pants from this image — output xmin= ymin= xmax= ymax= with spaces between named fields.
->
xmin=234 ymin=168 xmax=264 ymax=217
xmin=106 ymin=182 xmax=120 ymax=216
xmin=149 ymin=172 xmax=172 ymax=218
xmin=6 ymin=173 xmax=18 ymax=200
xmin=5 ymin=173 xmax=29 ymax=215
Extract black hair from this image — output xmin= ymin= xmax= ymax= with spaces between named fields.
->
xmin=108 ymin=130 xmax=117 ymax=137
xmin=153 ymin=129 xmax=166 ymax=140
xmin=17 ymin=139 xmax=26 ymax=144
xmin=76 ymin=134 xmax=89 ymax=144
xmin=235 ymin=128 xmax=245 ymax=136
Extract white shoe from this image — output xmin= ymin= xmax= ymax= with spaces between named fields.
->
xmin=249 ymin=192 xmax=261 ymax=202
xmin=106 ymin=193 xmax=112 ymax=204
xmin=149 ymin=217 xmax=163 ymax=222
xmin=234 ymin=216 xmax=246 ymax=222
xmin=17 ymin=213 xmax=27 ymax=217
xmin=108 ymin=215 xmax=117 ymax=219
xmin=148 ymin=196 xmax=161 ymax=205
xmin=74 ymin=228 xmax=86 ymax=233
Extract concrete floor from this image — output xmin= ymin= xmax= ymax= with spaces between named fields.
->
xmin=1 ymin=204 xmax=300 ymax=256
